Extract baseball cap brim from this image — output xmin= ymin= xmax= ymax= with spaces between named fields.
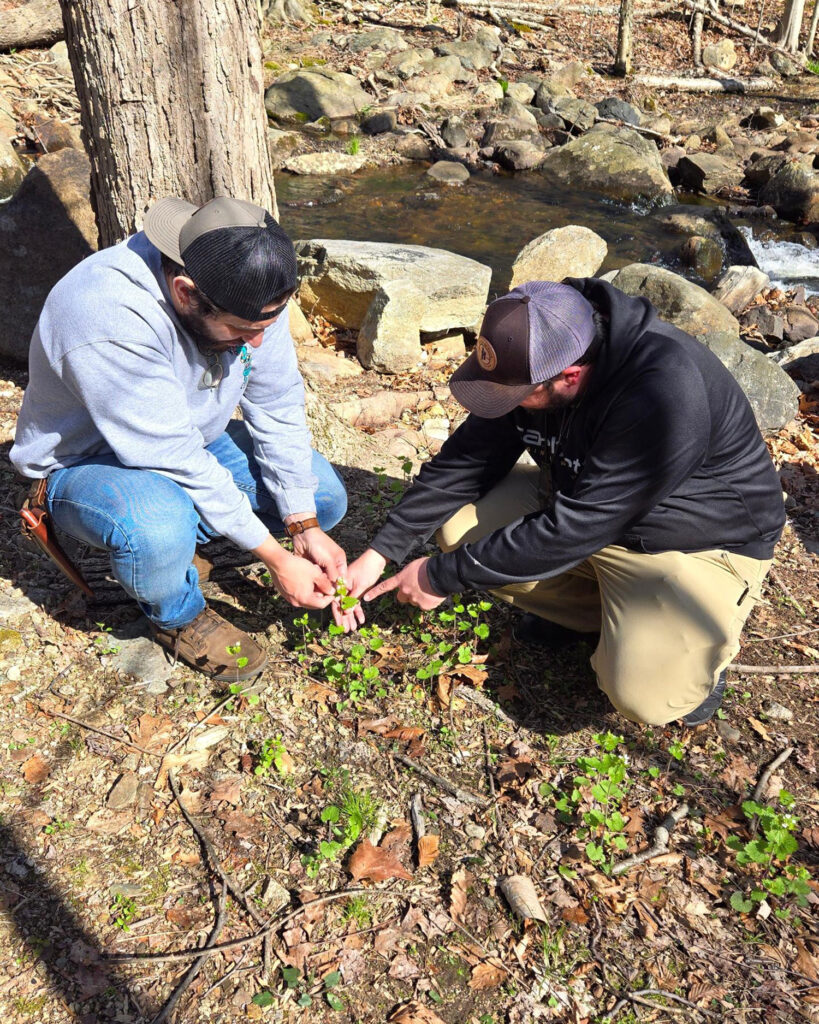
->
xmin=143 ymin=197 xmax=198 ymax=264
xmin=450 ymin=352 xmax=539 ymax=418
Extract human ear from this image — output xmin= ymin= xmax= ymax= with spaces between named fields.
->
xmin=170 ymin=274 xmax=197 ymax=310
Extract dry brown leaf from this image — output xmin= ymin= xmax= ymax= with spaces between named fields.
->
xmin=496 ymin=756 xmax=538 ymax=789
xmin=757 ymin=943 xmax=787 ymax=968
xmin=166 ymin=906 xmax=207 ymax=928
xmin=719 ymin=756 xmax=757 ymax=795
xmin=469 ymin=961 xmax=506 ymax=990
xmin=374 ymin=927 xmax=402 ymax=957
xmin=748 ymin=717 xmax=771 ymax=742
xmin=221 ymin=810 xmax=258 ymax=841
xmin=85 ymin=809 xmax=131 ymax=834
xmin=209 ymin=778 xmax=242 ymax=806
xmin=131 ymin=713 xmax=173 ymax=750
xmin=389 ymin=954 xmax=422 ymax=980
xmin=347 ymin=839 xmax=412 ymax=883
xmin=449 ymin=867 xmax=472 ymax=922
xmin=155 ymin=750 xmax=209 ymax=789
xmin=383 ymin=726 xmax=426 ymax=742
xmin=358 ymin=715 xmax=398 ymax=736
xmin=388 ymin=1001 xmax=446 ymax=1024
xmin=794 ymin=939 xmax=819 ymax=981
xmin=301 ymin=681 xmax=338 ymax=705
xmin=561 ymin=905 xmax=590 ymax=926
xmin=21 ymin=753 xmax=50 ymax=784
xmin=687 ymin=982 xmax=727 ymax=1006
xmin=417 ymin=834 xmax=440 ymax=868
xmin=499 ymin=874 xmax=547 ymax=923
xmin=381 ymin=826 xmax=412 ymax=857
xmin=435 ymin=674 xmax=454 ymax=708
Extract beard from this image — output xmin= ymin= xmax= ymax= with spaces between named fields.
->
xmin=174 ymin=307 xmax=231 ymax=353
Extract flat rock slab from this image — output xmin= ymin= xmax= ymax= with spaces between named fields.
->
xmin=713 ymin=265 xmax=771 ymax=314
xmin=111 ymin=636 xmax=174 ymax=690
xmin=284 ymin=152 xmax=367 ymax=175
xmin=295 ymin=239 xmax=490 ymax=373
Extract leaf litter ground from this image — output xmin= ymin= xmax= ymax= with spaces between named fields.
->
xmin=1 ymin=344 xmax=818 ymax=1023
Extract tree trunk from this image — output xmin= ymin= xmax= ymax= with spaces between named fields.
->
xmin=260 ymin=0 xmax=313 ymax=24
xmin=614 ymin=0 xmax=635 ymax=75
xmin=805 ymin=0 xmax=819 ymax=53
xmin=59 ymin=0 xmax=277 ymax=248
xmin=775 ymin=0 xmax=807 ymax=50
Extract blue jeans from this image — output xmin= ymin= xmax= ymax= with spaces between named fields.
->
xmin=45 ymin=421 xmax=347 ymax=629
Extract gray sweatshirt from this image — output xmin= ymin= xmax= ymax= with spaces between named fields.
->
xmin=11 ymin=233 xmax=316 ymax=551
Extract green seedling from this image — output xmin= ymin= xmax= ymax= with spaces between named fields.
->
xmin=302 ymin=786 xmax=381 ymax=877
xmin=43 ymin=818 xmax=72 ymax=835
xmin=726 ymin=790 xmax=811 ymax=918
xmin=346 ymin=135 xmax=361 ymax=156
xmin=334 ymin=577 xmax=359 ymax=611
xmin=94 ymin=622 xmax=120 ymax=656
xmin=109 ymin=893 xmax=137 ymax=931
xmin=254 ymin=734 xmax=288 ymax=776
xmin=550 ymin=732 xmax=633 ymax=873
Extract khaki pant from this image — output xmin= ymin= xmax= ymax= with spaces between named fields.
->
xmin=438 ymin=466 xmax=771 ymax=726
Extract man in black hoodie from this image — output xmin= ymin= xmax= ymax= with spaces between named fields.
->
xmin=338 ymin=280 xmax=785 ymax=726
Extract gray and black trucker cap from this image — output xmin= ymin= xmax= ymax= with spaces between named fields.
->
xmin=449 ymin=281 xmax=596 ymax=418
xmin=144 ymin=196 xmax=298 ymax=322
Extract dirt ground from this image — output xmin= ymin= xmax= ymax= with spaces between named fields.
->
xmin=1 ymin=1 xmax=819 ymax=1023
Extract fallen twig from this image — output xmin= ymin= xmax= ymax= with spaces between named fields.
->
xmin=36 ymin=704 xmax=161 ymax=757
xmin=410 ymin=791 xmax=426 ymax=840
xmin=752 ymin=745 xmax=795 ymax=805
xmin=166 ymin=691 xmax=235 ymax=754
xmin=593 ymin=115 xmax=681 ymax=143
xmin=612 ymin=803 xmax=689 ymax=876
xmin=730 ymin=664 xmax=819 ymax=675
xmin=611 ymin=987 xmax=718 ymax=1017
xmin=768 ymin=567 xmax=807 ymax=619
xmin=393 ymin=752 xmax=487 ymax=805
xmin=454 ymin=684 xmax=517 ymax=726
xmin=151 ymin=880 xmax=227 ymax=1024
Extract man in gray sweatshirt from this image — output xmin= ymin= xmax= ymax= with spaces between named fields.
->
xmin=11 ymin=196 xmax=348 ymax=681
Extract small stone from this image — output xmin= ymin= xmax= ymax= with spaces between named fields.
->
xmin=426 ymin=160 xmax=469 ymax=184
xmin=6 ymin=665 xmax=21 ymax=681
xmin=763 ymin=700 xmax=793 ymax=722
xmin=716 ymin=720 xmax=741 ymax=743
xmin=361 ymin=110 xmax=397 ymax=135
xmin=107 ymin=772 xmax=139 ymax=811
xmin=111 ymin=636 xmax=174 ymax=687
xmin=465 ymin=822 xmax=486 ymax=839
xmin=260 ymin=877 xmax=290 ymax=912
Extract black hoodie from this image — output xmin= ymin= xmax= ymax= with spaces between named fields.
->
xmin=371 ymin=278 xmax=786 ymax=595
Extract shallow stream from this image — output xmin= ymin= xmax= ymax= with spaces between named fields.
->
xmin=277 ymin=163 xmax=819 ymax=296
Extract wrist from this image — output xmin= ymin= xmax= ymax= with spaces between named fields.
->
xmin=363 ymin=548 xmax=388 ymax=572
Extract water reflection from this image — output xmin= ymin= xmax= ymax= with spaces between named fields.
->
xmin=277 ymin=164 xmax=818 ymax=294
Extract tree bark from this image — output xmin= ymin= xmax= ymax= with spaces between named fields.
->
xmin=805 ymin=0 xmax=819 ymax=53
xmin=59 ymin=0 xmax=277 ymax=248
xmin=614 ymin=0 xmax=635 ymax=75
xmin=774 ymin=0 xmax=807 ymax=50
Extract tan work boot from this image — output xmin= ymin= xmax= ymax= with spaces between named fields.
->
xmin=151 ymin=606 xmax=267 ymax=681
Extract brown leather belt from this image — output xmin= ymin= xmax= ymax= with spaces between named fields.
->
xmin=19 ymin=477 xmax=94 ymax=597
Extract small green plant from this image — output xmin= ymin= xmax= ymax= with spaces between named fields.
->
xmin=549 ymin=732 xmax=632 ymax=873
xmin=225 ymin=642 xmax=248 ymax=671
xmin=369 ymin=458 xmax=413 ymax=511
xmin=254 ymin=734 xmax=288 ymax=776
xmin=341 ymin=895 xmax=372 ymax=928
xmin=318 ymin=625 xmax=385 ymax=704
xmin=726 ymin=790 xmax=810 ymax=917
xmin=44 ymin=818 xmax=72 ymax=835
xmin=109 ymin=893 xmax=137 ymax=931
xmin=498 ymin=77 xmax=509 ymax=94
xmin=302 ymin=785 xmax=381 ymax=877
xmin=346 ymin=135 xmax=361 ymax=156
xmin=808 ymin=58 xmax=819 ymax=75
xmin=255 ymin=966 xmax=344 ymax=1010
xmin=334 ymin=577 xmax=359 ymax=611
xmin=416 ymin=598 xmax=491 ymax=681
xmin=94 ymin=622 xmax=120 ymax=656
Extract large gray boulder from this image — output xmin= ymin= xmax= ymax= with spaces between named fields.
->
xmin=675 ymin=153 xmax=741 ymax=196
xmin=770 ymin=336 xmax=819 ymax=383
xmin=651 ymin=205 xmax=757 ymax=266
xmin=347 ymin=28 xmax=408 ymax=53
xmin=0 ymin=149 xmax=96 ymax=364
xmin=264 ymin=70 xmax=370 ymax=123
xmin=434 ymin=39 xmax=495 ymax=71
xmin=607 ymin=264 xmax=800 ymax=430
xmin=759 ymin=160 xmax=819 ymax=224
xmin=0 ymin=135 xmax=25 ymax=200
xmin=295 ymin=240 xmax=491 ymax=374
xmin=541 ymin=124 xmax=674 ymax=207
xmin=510 ymin=226 xmax=607 ymax=288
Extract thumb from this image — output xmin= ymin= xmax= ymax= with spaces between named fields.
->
xmin=312 ymin=568 xmax=334 ymax=596
xmin=363 ymin=574 xmax=400 ymax=602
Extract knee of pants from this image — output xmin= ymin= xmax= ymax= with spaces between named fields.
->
xmin=594 ymin=666 xmax=674 ymax=727
xmin=314 ymin=458 xmax=347 ymax=531
xmin=118 ymin=489 xmax=200 ymax=574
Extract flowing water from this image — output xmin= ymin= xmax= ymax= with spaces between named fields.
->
xmin=277 ymin=163 xmax=819 ymax=297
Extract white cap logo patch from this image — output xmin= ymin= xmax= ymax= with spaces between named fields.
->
xmin=476 ymin=335 xmax=498 ymax=371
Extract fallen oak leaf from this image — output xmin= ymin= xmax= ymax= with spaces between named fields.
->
xmin=469 ymin=960 xmax=506 ymax=990
xmin=22 ymin=753 xmax=50 ymax=784
xmin=358 ymin=715 xmax=399 ymax=736
xmin=449 ymin=867 xmax=472 ymax=922
xmin=383 ymin=727 xmax=426 ymax=743
xmin=347 ymin=839 xmax=412 ymax=883
xmin=417 ymin=834 xmax=440 ymax=868
xmin=748 ymin=717 xmax=771 ymax=742
xmin=499 ymin=874 xmax=547 ymax=923
xmin=388 ymin=1001 xmax=446 ymax=1024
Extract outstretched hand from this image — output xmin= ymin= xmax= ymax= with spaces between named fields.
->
xmin=330 ymin=548 xmax=387 ymax=632
xmin=363 ymin=556 xmax=445 ymax=611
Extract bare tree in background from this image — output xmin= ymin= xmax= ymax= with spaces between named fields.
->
xmin=775 ymin=0 xmax=807 ymax=51
xmin=59 ymin=0 xmax=277 ymax=248
xmin=615 ymin=0 xmax=635 ymax=74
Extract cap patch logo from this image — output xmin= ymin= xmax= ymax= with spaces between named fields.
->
xmin=476 ymin=336 xmax=498 ymax=371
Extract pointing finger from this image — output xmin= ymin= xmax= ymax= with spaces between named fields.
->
xmin=363 ymin=574 xmax=401 ymax=602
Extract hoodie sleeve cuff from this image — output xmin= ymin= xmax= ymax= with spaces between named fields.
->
xmin=424 ymin=552 xmax=463 ymax=596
